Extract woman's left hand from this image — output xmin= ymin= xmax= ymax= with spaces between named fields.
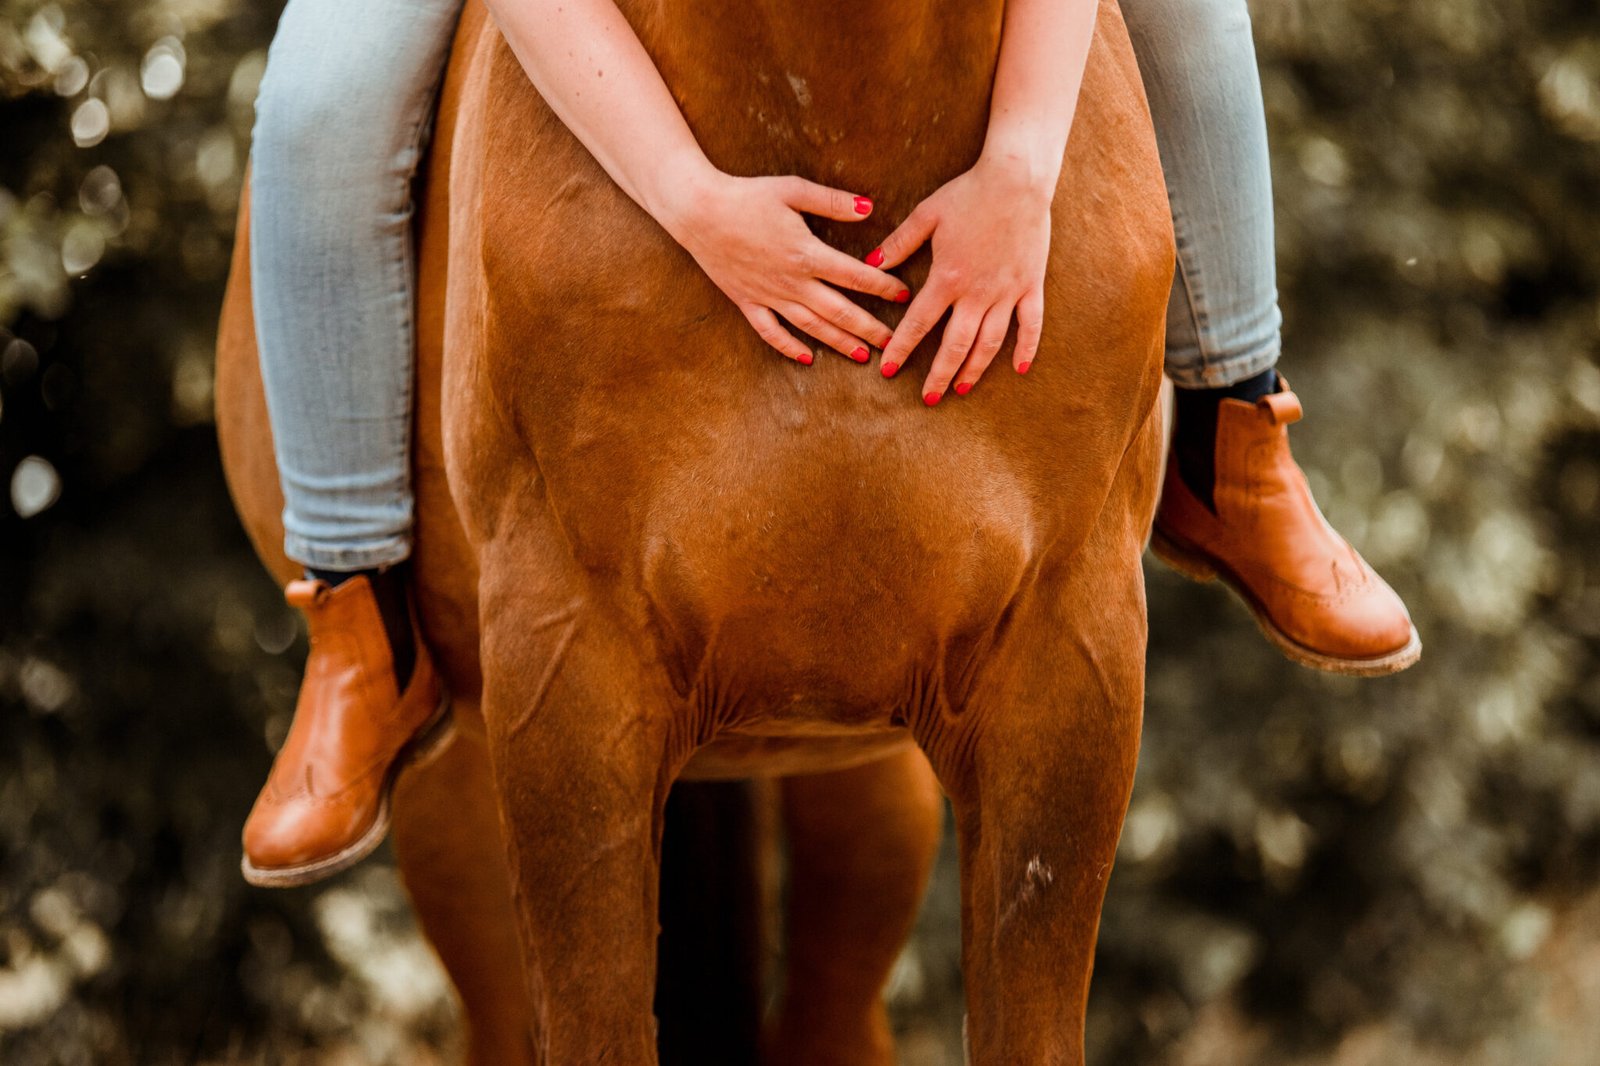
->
xmin=872 ymin=154 xmax=1055 ymax=404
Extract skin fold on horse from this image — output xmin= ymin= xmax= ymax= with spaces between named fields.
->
xmin=215 ymin=0 xmax=1174 ymax=1061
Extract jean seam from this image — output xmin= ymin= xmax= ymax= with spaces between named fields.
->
xmin=348 ymin=25 xmax=452 ymax=565
xmin=1168 ymin=202 xmax=1216 ymax=383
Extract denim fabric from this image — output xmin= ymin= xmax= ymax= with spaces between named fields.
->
xmin=1122 ymin=0 xmax=1284 ymax=388
xmin=250 ymin=0 xmax=463 ymax=570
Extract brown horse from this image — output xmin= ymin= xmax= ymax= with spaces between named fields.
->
xmin=216 ymin=0 xmax=1173 ymax=1060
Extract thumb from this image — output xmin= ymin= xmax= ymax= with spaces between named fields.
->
xmin=871 ymin=202 xmax=937 ymax=270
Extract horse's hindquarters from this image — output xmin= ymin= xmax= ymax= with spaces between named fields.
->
xmin=438 ymin=0 xmax=1172 ymax=1059
xmin=443 ymin=3 xmax=1171 ymax=725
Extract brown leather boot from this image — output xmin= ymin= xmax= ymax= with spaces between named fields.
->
xmin=241 ymin=575 xmax=451 ymax=887
xmin=1150 ymin=378 xmax=1421 ymax=676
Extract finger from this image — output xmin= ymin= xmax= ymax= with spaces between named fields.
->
xmin=920 ymin=302 xmax=985 ymax=406
xmin=878 ymin=282 xmax=952 ymax=380
xmin=869 ymin=203 xmax=937 ymax=271
xmin=801 ymin=282 xmax=895 ymax=350
xmin=813 ymin=245 xmax=910 ymax=304
xmin=776 ymin=301 xmax=872 ymax=363
xmin=744 ymin=305 xmax=814 ymax=365
xmin=779 ymin=176 xmax=874 ymax=222
xmin=1014 ymin=286 xmax=1045 ymax=374
xmin=952 ymin=304 xmax=1015 ymax=396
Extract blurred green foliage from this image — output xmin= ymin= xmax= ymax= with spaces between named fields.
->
xmin=2 ymin=0 xmax=1599 ymax=1063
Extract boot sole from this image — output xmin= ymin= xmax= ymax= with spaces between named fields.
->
xmin=240 ymin=689 xmax=456 ymax=889
xmin=1149 ymin=524 xmax=1422 ymax=678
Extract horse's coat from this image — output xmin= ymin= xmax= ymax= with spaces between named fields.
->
xmin=216 ymin=0 xmax=1173 ymax=1060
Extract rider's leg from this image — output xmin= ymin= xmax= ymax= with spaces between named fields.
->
xmin=1121 ymin=0 xmax=1420 ymax=675
xmin=241 ymin=0 xmax=465 ymax=886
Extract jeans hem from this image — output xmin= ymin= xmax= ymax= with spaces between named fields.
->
xmin=1165 ymin=338 xmax=1281 ymax=390
xmin=284 ymin=532 xmax=411 ymax=573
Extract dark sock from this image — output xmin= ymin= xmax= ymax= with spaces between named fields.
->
xmin=1172 ymin=367 xmax=1280 ymax=513
xmin=307 ymin=565 xmax=417 ymax=690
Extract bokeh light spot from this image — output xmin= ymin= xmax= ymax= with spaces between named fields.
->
xmin=11 ymin=455 xmax=62 ymax=518
xmin=61 ymin=221 xmax=104 ymax=275
xmin=79 ymin=166 xmax=122 ymax=215
xmin=69 ymin=98 xmax=109 ymax=147
xmin=54 ymin=55 xmax=89 ymax=97
xmin=140 ymin=40 xmax=185 ymax=101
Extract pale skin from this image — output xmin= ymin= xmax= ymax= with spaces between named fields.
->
xmin=485 ymin=0 xmax=1097 ymax=401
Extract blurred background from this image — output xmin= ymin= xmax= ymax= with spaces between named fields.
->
xmin=3 ymin=0 xmax=1599 ymax=1062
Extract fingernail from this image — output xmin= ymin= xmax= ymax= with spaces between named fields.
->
xmin=1017 ymin=361 xmax=1032 ymax=374
xmin=894 ymin=289 xmax=910 ymax=303
xmin=798 ymin=352 xmax=813 ymax=365
xmin=854 ymin=196 xmax=873 ymax=215
xmin=881 ymin=361 xmax=899 ymax=378
xmin=924 ymin=391 xmax=942 ymax=406
xmin=954 ymin=382 xmax=972 ymax=396
xmin=865 ymin=248 xmax=885 ymax=267
xmin=850 ymin=347 xmax=869 ymax=363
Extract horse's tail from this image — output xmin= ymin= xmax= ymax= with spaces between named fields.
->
xmin=656 ymin=780 xmax=769 ymax=1065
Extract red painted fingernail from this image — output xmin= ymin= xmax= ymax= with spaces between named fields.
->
xmin=1017 ymin=361 xmax=1032 ymax=374
xmin=954 ymin=381 xmax=972 ymax=396
xmin=798 ymin=352 xmax=813 ymax=365
xmin=924 ymin=391 xmax=942 ymax=406
xmin=854 ymin=196 xmax=872 ymax=215
xmin=850 ymin=346 xmax=869 ymax=363
xmin=881 ymin=361 xmax=899 ymax=378
xmin=865 ymin=248 xmax=885 ymax=267
xmin=894 ymin=289 xmax=910 ymax=303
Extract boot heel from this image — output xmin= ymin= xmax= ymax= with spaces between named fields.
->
xmin=1149 ymin=525 xmax=1218 ymax=583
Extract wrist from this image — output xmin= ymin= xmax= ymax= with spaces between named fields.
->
xmin=979 ymin=126 xmax=1065 ymax=200
xmin=645 ymin=151 xmax=724 ymax=243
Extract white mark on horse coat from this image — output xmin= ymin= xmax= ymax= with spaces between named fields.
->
xmin=786 ymin=73 xmax=812 ymax=108
xmin=999 ymin=854 xmax=1057 ymax=929
xmin=1023 ymin=855 xmax=1055 ymax=898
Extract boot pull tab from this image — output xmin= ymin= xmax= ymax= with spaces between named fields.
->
xmin=1260 ymin=391 xmax=1303 ymax=426
xmin=285 ymin=578 xmax=329 ymax=610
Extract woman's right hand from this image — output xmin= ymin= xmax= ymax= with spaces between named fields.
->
xmin=658 ymin=166 xmax=909 ymax=365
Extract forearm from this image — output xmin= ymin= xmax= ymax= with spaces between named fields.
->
xmin=981 ymin=0 xmax=1099 ymax=195
xmin=483 ymin=0 xmax=711 ymax=238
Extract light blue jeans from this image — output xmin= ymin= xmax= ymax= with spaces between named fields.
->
xmin=250 ymin=0 xmax=464 ymax=570
xmin=1123 ymin=0 xmax=1284 ymax=388
xmin=249 ymin=0 xmax=1281 ymax=567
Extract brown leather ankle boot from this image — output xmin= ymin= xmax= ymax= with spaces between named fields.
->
xmin=1151 ymin=378 xmax=1421 ymax=676
xmin=241 ymin=575 xmax=451 ymax=887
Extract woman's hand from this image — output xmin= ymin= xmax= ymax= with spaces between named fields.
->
xmin=659 ymin=164 xmax=910 ymax=365
xmin=872 ymin=154 xmax=1054 ymax=403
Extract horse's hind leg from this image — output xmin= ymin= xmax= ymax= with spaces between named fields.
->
xmin=478 ymin=579 xmax=678 ymax=1064
xmin=920 ymin=475 xmax=1156 ymax=1065
xmin=768 ymin=747 xmax=945 ymax=1066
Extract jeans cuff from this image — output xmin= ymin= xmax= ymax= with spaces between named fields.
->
xmin=283 ymin=532 xmax=411 ymax=573
xmin=1165 ymin=339 xmax=1281 ymax=390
